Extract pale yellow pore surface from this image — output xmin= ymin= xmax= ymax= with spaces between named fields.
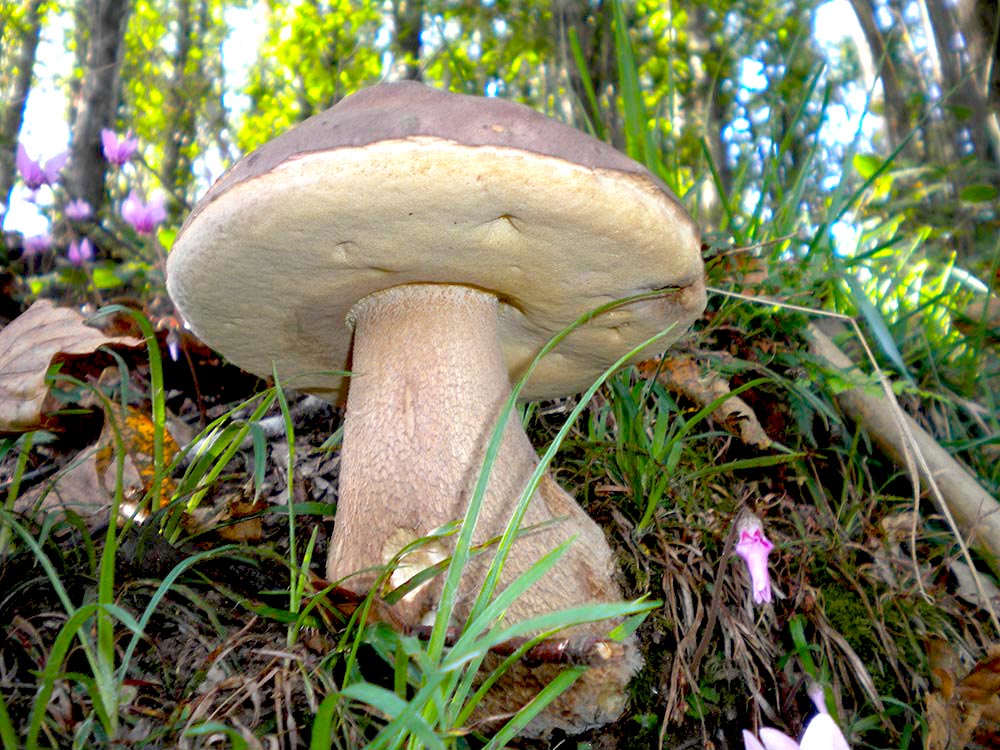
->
xmin=166 ymin=138 xmax=705 ymax=404
xmin=330 ymin=284 xmax=639 ymax=735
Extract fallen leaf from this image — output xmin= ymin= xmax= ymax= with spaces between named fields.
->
xmin=925 ymin=641 xmax=1000 ymax=749
xmin=0 ymin=300 xmax=141 ymax=433
xmin=207 ymin=493 xmax=266 ymax=543
xmin=948 ymin=560 xmax=1000 ymax=612
xmin=13 ymin=451 xmax=122 ymax=526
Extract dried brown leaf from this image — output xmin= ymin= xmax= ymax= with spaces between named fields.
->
xmin=13 ymin=451 xmax=119 ymax=524
xmin=958 ymin=650 xmax=1000 ymax=709
xmin=925 ymin=692 xmax=959 ymax=750
xmin=925 ymin=643 xmax=1000 ymax=750
xmin=210 ymin=496 xmax=266 ymax=542
xmin=0 ymin=300 xmax=141 ymax=433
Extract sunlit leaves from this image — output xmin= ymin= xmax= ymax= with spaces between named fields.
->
xmin=959 ymin=184 xmax=999 ymax=203
xmin=853 ymin=153 xmax=883 ymax=180
xmin=236 ymin=0 xmax=381 ymax=153
xmin=118 ymin=0 xmax=231 ymax=208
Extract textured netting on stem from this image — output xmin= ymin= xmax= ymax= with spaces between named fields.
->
xmin=165 ymin=81 xmax=707 ymax=737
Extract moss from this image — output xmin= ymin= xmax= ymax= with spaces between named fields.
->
xmin=820 ymin=584 xmax=897 ymax=697
xmin=626 ymin=614 xmax=675 ymax=714
xmin=823 ymin=587 xmax=874 ymax=655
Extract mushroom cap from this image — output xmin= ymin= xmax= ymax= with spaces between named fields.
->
xmin=166 ymin=81 xmax=706 ymax=402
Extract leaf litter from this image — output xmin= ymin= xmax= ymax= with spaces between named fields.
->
xmin=0 ymin=299 xmax=141 ymax=433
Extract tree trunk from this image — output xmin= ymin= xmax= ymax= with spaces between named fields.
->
xmin=66 ymin=0 xmax=132 ymax=210
xmin=393 ymin=0 xmax=422 ymax=81
xmin=161 ymin=0 xmax=198 ymax=213
xmin=688 ymin=4 xmax=732 ymax=224
xmin=0 ymin=0 xmax=45 ymax=210
xmin=924 ymin=0 xmax=999 ymax=164
xmin=847 ymin=0 xmax=914 ymax=154
xmin=957 ymin=0 xmax=1000 ymax=163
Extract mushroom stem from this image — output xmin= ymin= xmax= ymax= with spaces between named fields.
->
xmin=329 ymin=284 xmax=624 ymax=626
xmin=329 ymin=283 xmax=638 ymax=732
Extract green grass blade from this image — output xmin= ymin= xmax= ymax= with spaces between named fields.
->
xmin=309 ymin=693 xmax=342 ymax=750
xmin=117 ymin=544 xmax=241 ymax=681
xmin=470 ymin=317 xmax=683 ymax=624
xmin=183 ymin=723 xmax=250 ymax=750
xmin=567 ymin=26 xmax=605 ymax=141
xmin=0 ymin=688 xmax=18 ymax=750
xmin=845 ymin=274 xmax=913 ymax=382
xmin=24 ymin=602 xmax=140 ymax=749
xmin=611 ymin=0 xmax=652 ymax=170
xmin=91 ymin=305 xmax=166 ymax=508
xmin=482 ymin=667 xmax=586 ymax=750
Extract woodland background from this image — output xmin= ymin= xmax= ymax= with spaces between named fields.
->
xmin=1 ymin=0 xmax=999 ymax=252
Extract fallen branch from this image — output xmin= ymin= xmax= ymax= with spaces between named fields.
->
xmin=807 ymin=323 xmax=1000 ymax=568
xmin=639 ymin=354 xmax=771 ymax=449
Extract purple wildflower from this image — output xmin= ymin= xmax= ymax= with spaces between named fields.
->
xmin=16 ymin=144 xmax=68 ymax=191
xmin=101 ymin=129 xmax=139 ymax=166
xmin=743 ymin=682 xmax=850 ymax=749
xmin=734 ymin=514 xmax=774 ymax=604
xmin=67 ymin=237 xmax=94 ymax=266
xmin=807 ymin=683 xmax=828 ymax=715
xmin=121 ymin=191 xmax=167 ymax=235
xmin=65 ymin=198 xmax=93 ymax=221
xmin=23 ymin=234 xmax=52 ymax=256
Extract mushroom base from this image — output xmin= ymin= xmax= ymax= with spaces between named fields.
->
xmin=329 ymin=283 xmax=640 ymax=737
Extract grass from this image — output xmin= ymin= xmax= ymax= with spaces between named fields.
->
xmin=2 ymin=1 xmax=1000 ymax=747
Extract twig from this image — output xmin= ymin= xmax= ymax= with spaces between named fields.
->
xmin=807 ymin=322 xmax=1000 ymax=633
xmin=689 ymin=517 xmax=739 ymax=678
xmin=643 ymin=354 xmax=771 ymax=448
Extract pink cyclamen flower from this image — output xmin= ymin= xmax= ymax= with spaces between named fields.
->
xmin=734 ymin=514 xmax=774 ymax=604
xmin=67 ymin=237 xmax=94 ymax=266
xmin=16 ymin=143 xmax=68 ymax=190
xmin=121 ymin=191 xmax=167 ymax=235
xmin=101 ymin=128 xmax=139 ymax=166
xmin=23 ymin=234 xmax=52 ymax=256
xmin=742 ymin=713 xmax=850 ymax=750
xmin=65 ymin=198 xmax=92 ymax=221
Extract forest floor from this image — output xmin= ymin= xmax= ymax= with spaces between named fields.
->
xmin=1 ymin=277 xmax=999 ymax=749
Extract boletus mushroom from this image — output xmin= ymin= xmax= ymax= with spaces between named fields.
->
xmin=166 ymin=81 xmax=706 ymax=736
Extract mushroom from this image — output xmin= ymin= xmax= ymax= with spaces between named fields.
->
xmin=166 ymin=81 xmax=706 ymax=736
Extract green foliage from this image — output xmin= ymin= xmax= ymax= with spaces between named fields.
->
xmin=416 ymin=2 xmax=557 ymax=99
xmin=119 ymin=0 xmax=232 ymax=210
xmin=237 ymin=0 xmax=381 ymax=153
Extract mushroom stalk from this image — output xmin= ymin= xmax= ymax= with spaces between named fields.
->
xmin=329 ymin=283 xmax=623 ymax=626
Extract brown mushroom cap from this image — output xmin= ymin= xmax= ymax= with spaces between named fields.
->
xmin=166 ymin=82 xmax=705 ymax=401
